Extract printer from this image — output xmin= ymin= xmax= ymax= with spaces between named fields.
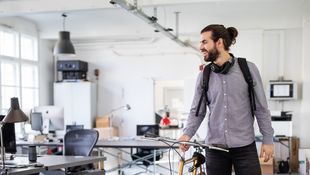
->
xmin=271 ymin=111 xmax=292 ymax=137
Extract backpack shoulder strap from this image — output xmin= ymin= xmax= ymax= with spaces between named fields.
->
xmin=195 ymin=64 xmax=211 ymax=117
xmin=237 ymin=58 xmax=256 ymax=117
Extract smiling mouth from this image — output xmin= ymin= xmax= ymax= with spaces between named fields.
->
xmin=202 ymin=52 xmax=208 ymax=57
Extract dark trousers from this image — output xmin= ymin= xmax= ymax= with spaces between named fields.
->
xmin=205 ymin=142 xmax=261 ymax=175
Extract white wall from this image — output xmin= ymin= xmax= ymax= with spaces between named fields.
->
xmin=300 ymin=14 xmax=310 ymax=148
xmin=74 ymin=38 xmax=200 ymax=136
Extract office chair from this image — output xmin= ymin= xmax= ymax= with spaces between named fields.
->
xmin=131 ymin=125 xmax=162 ymax=174
xmin=41 ymin=129 xmax=104 ymax=175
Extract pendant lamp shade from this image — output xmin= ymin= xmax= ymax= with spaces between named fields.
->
xmin=53 ymin=13 xmax=76 ymax=56
xmin=53 ymin=31 xmax=76 ymax=56
xmin=3 ymin=97 xmax=28 ymax=123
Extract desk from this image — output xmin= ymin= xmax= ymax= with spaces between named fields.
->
xmin=17 ymin=138 xmax=179 ymax=174
xmin=96 ymin=138 xmax=179 ymax=174
xmin=96 ymin=138 xmax=178 ymax=149
xmin=3 ymin=155 xmax=106 ymax=175
xmin=17 ymin=138 xmax=177 ymax=149
xmin=16 ymin=140 xmax=62 ymax=147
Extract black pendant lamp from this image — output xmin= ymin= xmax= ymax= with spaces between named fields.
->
xmin=53 ymin=13 xmax=76 ymax=56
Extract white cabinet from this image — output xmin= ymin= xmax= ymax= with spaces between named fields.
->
xmin=54 ymin=82 xmax=97 ymax=129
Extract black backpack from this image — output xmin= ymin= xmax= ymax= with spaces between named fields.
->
xmin=195 ymin=58 xmax=256 ymax=117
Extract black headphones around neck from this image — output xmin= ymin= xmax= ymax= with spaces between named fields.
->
xmin=210 ymin=55 xmax=235 ymax=74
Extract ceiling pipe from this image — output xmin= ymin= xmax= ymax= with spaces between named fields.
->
xmin=110 ymin=0 xmax=199 ymax=52
xmin=174 ymin=11 xmax=180 ymax=38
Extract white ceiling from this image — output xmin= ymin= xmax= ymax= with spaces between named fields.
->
xmin=0 ymin=0 xmax=309 ymax=40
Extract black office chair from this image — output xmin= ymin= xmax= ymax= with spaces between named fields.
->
xmin=41 ymin=129 xmax=103 ymax=175
xmin=131 ymin=125 xmax=162 ymax=174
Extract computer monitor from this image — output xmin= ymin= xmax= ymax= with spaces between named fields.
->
xmin=66 ymin=125 xmax=84 ymax=132
xmin=136 ymin=124 xmax=159 ymax=136
xmin=31 ymin=112 xmax=43 ymax=134
xmin=33 ymin=106 xmax=64 ymax=132
xmin=268 ymin=81 xmax=297 ymax=100
xmin=0 ymin=115 xmax=16 ymax=154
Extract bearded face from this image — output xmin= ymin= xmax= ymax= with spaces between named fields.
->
xmin=203 ymin=46 xmax=220 ymax=62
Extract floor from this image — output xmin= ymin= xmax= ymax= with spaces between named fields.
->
xmin=105 ymin=163 xmax=302 ymax=175
xmin=102 ymin=148 xmax=302 ymax=175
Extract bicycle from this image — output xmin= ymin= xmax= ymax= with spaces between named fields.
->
xmin=178 ymin=145 xmax=206 ymax=175
xmin=143 ymin=134 xmax=229 ymax=175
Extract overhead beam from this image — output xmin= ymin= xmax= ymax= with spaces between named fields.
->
xmin=110 ymin=0 xmax=199 ymax=52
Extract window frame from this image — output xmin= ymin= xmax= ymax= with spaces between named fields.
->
xmin=0 ymin=26 xmax=39 ymax=114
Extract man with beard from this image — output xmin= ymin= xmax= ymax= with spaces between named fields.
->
xmin=178 ymin=24 xmax=274 ymax=175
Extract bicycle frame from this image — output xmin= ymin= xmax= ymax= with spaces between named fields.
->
xmin=178 ymin=155 xmax=204 ymax=175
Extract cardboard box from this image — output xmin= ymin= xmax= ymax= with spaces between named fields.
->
xmin=290 ymin=136 xmax=299 ymax=172
xmin=96 ymin=115 xmax=110 ymax=128
xmin=94 ymin=127 xmax=119 ymax=140
xmin=259 ymin=157 xmax=274 ymax=174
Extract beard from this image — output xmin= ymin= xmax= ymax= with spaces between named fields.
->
xmin=203 ymin=47 xmax=219 ymax=62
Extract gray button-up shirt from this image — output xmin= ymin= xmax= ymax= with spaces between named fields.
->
xmin=183 ymin=57 xmax=274 ymax=148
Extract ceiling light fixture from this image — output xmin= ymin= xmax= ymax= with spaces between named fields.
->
xmin=53 ymin=13 xmax=76 ymax=56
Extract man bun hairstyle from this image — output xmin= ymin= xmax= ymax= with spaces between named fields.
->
xmin=201 ymin=24 xmax=238 ymax=51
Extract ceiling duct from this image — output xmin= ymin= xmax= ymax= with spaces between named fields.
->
xmin=109 ymin=0 xmax=199 ymax=52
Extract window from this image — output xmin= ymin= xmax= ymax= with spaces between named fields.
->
xmin=21 ymin=34 xmax=38 ymax=61
xmin=0 ymin=30 xmax=19 ymax=58
xmin=0 ymin=26 xmax=39 ymax=114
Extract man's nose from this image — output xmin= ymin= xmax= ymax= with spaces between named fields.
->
xmin=199 ymin=44 xmax=204 ymax=51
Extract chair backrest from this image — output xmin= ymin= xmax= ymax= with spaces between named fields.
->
xmin=64 ymin=129 xmax=99 ymax=156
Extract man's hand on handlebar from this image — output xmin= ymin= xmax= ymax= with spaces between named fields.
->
xmin=178 ymin=134 xmax=191 ymax=152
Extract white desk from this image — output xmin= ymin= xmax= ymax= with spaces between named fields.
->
xmin=3 ymin=155 xmax=106 ymax=175
xmin=16 ymin=138 xmax=179 ymax=174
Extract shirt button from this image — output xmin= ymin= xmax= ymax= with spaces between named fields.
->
xmin=223 ymin=81 xmax=226 ymax=84
xmin=224 ymin=106 xmax=227 ymax=108
xmin=225 ymin=118 xmax=227 ymax=121
xmin=224 ymin=93 xmax=227 ymax=96
xmin=225 ymin=130 xmax=228 ymax=133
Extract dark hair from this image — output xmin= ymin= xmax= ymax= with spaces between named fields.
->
xmin=200 ymin=24 xmax=238 ymax=51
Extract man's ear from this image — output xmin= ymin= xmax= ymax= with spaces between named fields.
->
xmin=216 ymin=38 xmax=224 ymax=50
xmin=217 ymin=38 xmax=223 ymax=47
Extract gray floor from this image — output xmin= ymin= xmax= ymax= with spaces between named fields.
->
xmin=106 ymin=163 xmax=302 ymax=175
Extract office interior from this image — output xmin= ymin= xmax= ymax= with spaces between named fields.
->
xmin=0 ymin=0 xmax=310 ymax=174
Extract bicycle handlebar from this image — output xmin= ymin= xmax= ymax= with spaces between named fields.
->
xmin=142 ymin=135 xmax=229 ymax=152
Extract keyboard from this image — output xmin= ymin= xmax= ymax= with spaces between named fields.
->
xmin=2 ymin=157 xmax=29 ymax=168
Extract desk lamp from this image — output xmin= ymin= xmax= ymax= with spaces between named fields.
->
xmin=108 ymin=104 xmax=131 ymax=137
xmin=0 ymin=97 xmax=28 ymax=171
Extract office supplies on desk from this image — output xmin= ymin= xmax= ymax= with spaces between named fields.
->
xmin=28 ymin=145 xmax=37 ymax=162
